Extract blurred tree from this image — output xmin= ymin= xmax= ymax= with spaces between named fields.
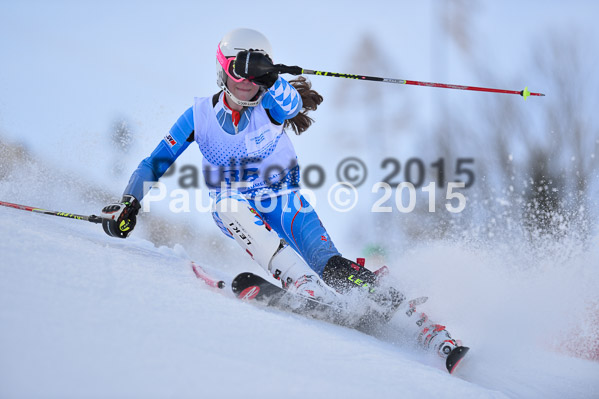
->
xmin=326 ymin=6 xmax=598 ymax=254
xmin=0 ymin=136 xmax=30 ymax=181
xmin=467 ymin=29 xmax=598 ymax=240
xmin=331 ymin=32 xmax=415 ymax=256
xmin=333 ymin=33 xmax=413 ymax=150
xmin=521 ymin=30 xmax=598 ymax=238
xmin=109 ymin=117 xmax=134 ymax=177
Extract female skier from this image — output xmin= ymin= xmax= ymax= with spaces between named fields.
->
xmin=100 ymin=28 xmax=464 ymax=366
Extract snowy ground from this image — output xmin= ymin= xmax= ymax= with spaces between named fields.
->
xmin=1 ymin=204 xmax=598 ymax=399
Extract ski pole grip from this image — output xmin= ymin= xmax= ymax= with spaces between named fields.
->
xmin=87 ymin=215 xmax=104 ymax=224
xmin=275 ymin=64 xmax=303 ymax=75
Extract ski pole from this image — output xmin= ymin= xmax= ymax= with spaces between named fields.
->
xmin=275 ymin=64 xmax=544 ymax=100
xmin=0 ymin=200 xmax=104 ymax=224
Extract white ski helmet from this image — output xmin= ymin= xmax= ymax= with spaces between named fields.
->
xmin=216 ymin=28 xmax=273 ymax=107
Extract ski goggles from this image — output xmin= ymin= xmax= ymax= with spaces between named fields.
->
xmin=217 ymin=44 xmax=256 ymax=84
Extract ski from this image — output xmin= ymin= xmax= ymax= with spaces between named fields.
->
xmin=230 ymin=272 xmax=345 ymax=320
xmin=230 ymin=272 xmax=404 ymax=330
xmin=194 ymin=267 xmax=469 ymax=375
xmin=446 ymin=346 xmax=470 ymax=374
xmin=191 ymin=261 xmax=226 ymax=289
xmin=230 ymin=272 xmax=286 ymax=304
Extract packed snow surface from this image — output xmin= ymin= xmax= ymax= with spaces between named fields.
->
xmin=1 ymin=205 xmax=598 ymax=399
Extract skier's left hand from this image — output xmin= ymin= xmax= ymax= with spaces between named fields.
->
xmin=233 ymin=50 xmax=279 ymax=88
xmin=101 ymin=195 xmax=140 ymax=239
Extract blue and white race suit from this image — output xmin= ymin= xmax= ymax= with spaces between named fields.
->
xmin=123 ymin=77 xmax=339 ymax=275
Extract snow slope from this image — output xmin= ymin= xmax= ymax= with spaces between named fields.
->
xmin=1 ymin=204 xmax=598 ymax=399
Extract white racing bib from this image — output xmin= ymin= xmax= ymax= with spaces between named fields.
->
xmin=192 ymin=94 xmax=299 ymax=197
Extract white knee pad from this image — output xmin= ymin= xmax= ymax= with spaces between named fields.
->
xmin=213 ymin=190 xmax=314 ymax=284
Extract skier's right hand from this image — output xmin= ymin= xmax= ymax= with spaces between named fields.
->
xmin=233 ymin=50 xmax=279 ymax=88
xmin=101 ymin=195 xmax=140 ymax=239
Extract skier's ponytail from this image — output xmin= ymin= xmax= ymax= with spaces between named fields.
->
xmin=285 ymin=77 xmax=323 ymax=135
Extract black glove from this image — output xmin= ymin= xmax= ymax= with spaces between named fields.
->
xmin=101 ymin=195 xmax=140 ymax=238
xmin=233 ymin=50 xmax=279 ymax=88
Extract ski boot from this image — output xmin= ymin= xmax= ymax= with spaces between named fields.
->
xmin=322 ymin=255 xmax=405 ymax=326
xmin=418 ymin=322 xmax=469 ymax=374
xmin=268 ymin=244 xmax=339 ymax=304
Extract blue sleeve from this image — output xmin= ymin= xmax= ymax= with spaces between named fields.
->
xmin=123 ymin=107 xmax=195 ymax=201
xmin=261 ymin=77 xmax=303 ymax=124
